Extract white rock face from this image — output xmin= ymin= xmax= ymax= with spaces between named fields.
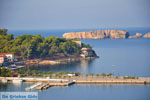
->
xmin=128 ymin=33 xmax=142 ymax=38
xmin=144 ymin=32 xmax=150 ymax=38
xmin=63 ymin=30 xmax=129 ymax=39
xmin=136 ymin=33 xmax=142 ymax=38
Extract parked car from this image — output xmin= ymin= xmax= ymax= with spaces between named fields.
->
xmin=10 ymin=64 xmax=16 ymax=68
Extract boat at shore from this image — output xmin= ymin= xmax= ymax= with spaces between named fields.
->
xmin=12 ymin=79 xmax=23 ymax=83
xmin=1 ymin=78 xmax=8 ymax=83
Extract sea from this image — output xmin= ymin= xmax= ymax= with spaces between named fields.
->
xmin=0 ymin=27 xmax=150 ymax=100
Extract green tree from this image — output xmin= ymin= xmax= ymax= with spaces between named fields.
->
xmin=108 ymin=73 xmax=112 ymax=78
xmin=58 ymin=75 xmax=61 ymax=78
xmin=96 ymin=73 xmax=99 ymax=77
xmin=0 ymin=28 xmax=92 ymax=60
xmin=31 ymin=70 xmax=36 ymax=76
xmin=0 ymin=66 xmax=12 ymax=77
xmin=0 ymin=28 xmax=8 ymax=35
xmin=63 ymin=76 xmax=66 ymax=79
xmin=90 ymin=73 xmax=94 ymax=77
xmin=48 ymin=71 xmax=53 ymax=77
xmin=17 ymin=69 xmax=23 ymax=74
xmin=77 ymin=72 xmax=80 ymax=76
xmin=27 ymin=69 xmax=31 ymax=76
xmin=101 ymin=73 xmax=106 ymax=78
xmin=86 ymin=74 xmax=88 ymax=77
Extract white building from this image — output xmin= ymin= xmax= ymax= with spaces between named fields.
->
xmin=0 ymin=56 xmax=5 ymax=64
xmin=0 ymin=55 xmax=7 ymax=66
xmin=80 ymin=48 xmax=97 ymax=58
xmin=0 ymin=53 xmax=14 ymax=62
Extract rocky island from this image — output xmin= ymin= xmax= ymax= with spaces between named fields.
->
xmin=63 ymin=30 xmax=150 ymax=39
xmin=144 ymin=32 xmax=150 ymax=38
xmin=128 ymin=33 xmax=142 ymax=38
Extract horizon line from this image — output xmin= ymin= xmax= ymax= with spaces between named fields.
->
xmin=5 ymin=26 xmax=150 ymax=31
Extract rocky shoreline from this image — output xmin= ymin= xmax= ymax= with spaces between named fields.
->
xmin=63 ymin=30 xmax=150 ymax=39
xmin=25 ymin=56 xmax=99 ymax=65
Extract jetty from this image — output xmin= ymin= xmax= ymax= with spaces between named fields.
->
xmin=25 ymin=82 xmax=42 ymax=90
xmin=35 ymin=83 xmax=50 ymax=90
xmin=34 ymin=82 xmax=74 ymax=90
xmin=0 ymin=76 xmax=150 ymax=90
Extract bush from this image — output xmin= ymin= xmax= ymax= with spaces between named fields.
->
xmin=123 ymin=76 xmax=137 ymax=79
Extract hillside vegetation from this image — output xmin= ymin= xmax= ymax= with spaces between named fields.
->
xmin=0 ymin=28 xmax=91 ymax=60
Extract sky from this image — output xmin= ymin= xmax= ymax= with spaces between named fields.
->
xmin=0 ymin=0 xmax=150 ymax=30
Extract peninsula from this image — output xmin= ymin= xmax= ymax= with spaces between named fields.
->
xmin=63 ymin=30 xmax=150 ymax=39
xmin=0 ymin=28 xmax=98 ymax=67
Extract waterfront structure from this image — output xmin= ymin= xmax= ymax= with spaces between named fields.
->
xmin=80 ymin=48 xmax=97 ymax=58
xmin=12 ymin=79 xmax=23 ymax=83
xmin=1 ymin=78 xmax=8 ymax=83
xmin=0 ymin=53 xmax=14 ymax=62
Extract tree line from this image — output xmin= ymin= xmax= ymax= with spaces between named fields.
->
xmin=0 ymin=28 xmax=91 ymax=60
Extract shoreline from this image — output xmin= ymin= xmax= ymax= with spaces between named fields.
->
xmin=8 ymin=56 xmax=99 ymax=70
xmin=25 ymin=56 xmax=99 ymax=65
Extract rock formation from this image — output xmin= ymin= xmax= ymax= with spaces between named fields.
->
xmin=63 ymin=30 xmax=129 ymax=39
xmin=144 ymin=32 xmax=150 ymax=38
xmin=80 ymin=48 xmax=98 ymax=58
xmin=110 ymin=30 xmax=129 ymax=39
xmin=128 ymin=33 xmax=142 ymax=38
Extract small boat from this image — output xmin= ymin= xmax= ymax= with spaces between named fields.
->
xmin=1 ymin=79 xmax=8 ymax=83
xmin=12 ymin=79 xmax=23 ymax=83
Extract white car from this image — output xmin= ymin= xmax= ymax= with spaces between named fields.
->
xmin=67 ymin=74 xmax=75 ymax=76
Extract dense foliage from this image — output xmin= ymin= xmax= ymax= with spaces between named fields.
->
xmin=0 ymin=28 xmax=91 ymax=60
xmin=0 ymin=66 xmax=12 ymax=77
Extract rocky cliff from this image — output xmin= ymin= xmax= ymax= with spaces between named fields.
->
xmin=144 ymin=32 xmax=150 ymax=38
xmin=63 ymin=30 xmax=129 ymax=39
xmin=128 ymin=33 xmax=142 ymax=38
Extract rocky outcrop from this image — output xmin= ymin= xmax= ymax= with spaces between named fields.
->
xmin=136 ymin=33 xmax=142 ymax=37
xmin=39 ymin=60 xmax=62 ymax=65
xmin=110 ymin=30 xmax=129 ymax=39
xmin=144 ymin=32 xmax=150 ymax=38
xmin=128 ymin=33 xmax=142 ymax=38
xmin=80 ymin=48 xmax=98 ymax=58
xmin=63 ymin=30 xmax=129 ymax=39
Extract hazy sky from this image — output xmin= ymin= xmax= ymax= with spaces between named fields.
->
xmin=0 ymin=0 xmax=149 ymax=29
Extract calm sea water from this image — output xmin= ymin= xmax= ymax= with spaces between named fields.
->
xmin=7 ymin=28 xmax=150 ymax=77
xmin=0 ymin=28 xmax=149 ymax=100
xmin=0 ymin=82 xmax=150 ymax=100
xmin=7 ymin=27 xmax=150 ymax=38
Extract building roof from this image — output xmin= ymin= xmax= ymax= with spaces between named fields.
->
xmin=0 ymin=55 xmax=5 ymax=58
xmin=0 ymin=53 xmax=13 ymax=55
xmin=12 ymin=72 xmax=18 ymax=76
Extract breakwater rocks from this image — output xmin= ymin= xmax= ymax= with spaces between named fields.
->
xmin=63 ymin=30 xmax=150 ymax=39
